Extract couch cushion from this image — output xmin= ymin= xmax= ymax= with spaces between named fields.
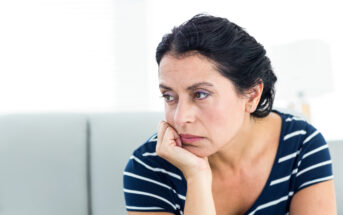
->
xmin=328 ymin=140 xmax=343 ymax=214
xmin=89 ymin=112 xmax=164 ymax=215
xmin=0 ymin=114 xmax=89 ymax=215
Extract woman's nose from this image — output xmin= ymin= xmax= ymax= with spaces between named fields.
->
xmin=173 ymin=99 xmax=195 ymax=126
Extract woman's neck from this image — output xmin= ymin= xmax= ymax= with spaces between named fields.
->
xmin=208 ymin=112 xmax=278 ymax=177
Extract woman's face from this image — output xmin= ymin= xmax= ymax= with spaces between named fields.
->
xmin=158 ymin=53 xmax=250 ymax=157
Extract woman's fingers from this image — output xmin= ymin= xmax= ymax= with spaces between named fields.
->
xmin=163 ymin=126 xmax=179 ymax=146
xmin=156 ymin=121 xmax=168 ymax=150
xmin=176 ymin=136 xmax=182 ymax=147
xmin=157 ymin=121 xmax=168 ymax=139
xmin=155 ymin=121 xmax=212 ymax=180
xmin=156 ymin=121 xmax=182 ymax=158
xmin=157 ymin=121 xmax=181 ymax=146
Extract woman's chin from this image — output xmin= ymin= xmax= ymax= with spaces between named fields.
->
xmin=182 ymin=144 xmax=212 ymax=158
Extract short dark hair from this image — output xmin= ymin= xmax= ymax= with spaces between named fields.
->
xmin=156 ymin=13 xmax=277 ymax=118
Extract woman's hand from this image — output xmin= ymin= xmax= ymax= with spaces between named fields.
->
xmin=156 ymin=121 xmax=212 ymax=180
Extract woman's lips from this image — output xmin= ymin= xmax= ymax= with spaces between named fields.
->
xmin=180 ymin=134 xmax=204 ymax=144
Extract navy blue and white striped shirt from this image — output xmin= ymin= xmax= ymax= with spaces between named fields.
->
xmin=123 ymin=110 xmax=333 ymax=214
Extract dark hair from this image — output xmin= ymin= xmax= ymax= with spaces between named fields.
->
xmin=156 ymin=14 xmax=277 ymax=118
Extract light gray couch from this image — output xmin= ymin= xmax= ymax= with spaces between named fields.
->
xmin=0 ymin=112 xmax=342 ymax=215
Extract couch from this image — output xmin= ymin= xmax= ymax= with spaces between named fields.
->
xmin=0 ymin=112 xmax=342 ymax=215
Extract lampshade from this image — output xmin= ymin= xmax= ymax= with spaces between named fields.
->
xmin=270 ymin=39 xmax=333 ymax=100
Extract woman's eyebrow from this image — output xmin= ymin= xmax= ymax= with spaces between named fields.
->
xmin=186 ymin=82 xmax=214 ymax=91
xmin=159 ymin=84 xmax=173 ymax=91
xmin=159 ymin=82 xmax=214 ymax=91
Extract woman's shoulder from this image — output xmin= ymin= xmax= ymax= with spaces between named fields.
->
xmin=273 ymin=109 xmax=329 ymax=162
xmin=127 ymin=133 xmax=161 ymax=168
xmin=272 ymin=110 xmax=333 ymax=194
xmin=132 ymin=133 xmax=158 ymax=156
xmin=273 ymin=109 xmax=317 ymax=137
xmin=272 ymin=109 xmax=328 ymax=159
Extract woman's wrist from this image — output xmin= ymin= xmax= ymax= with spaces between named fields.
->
xmin=184 ymin=169 xmax=216 ymax=215
xmin=185 ymin=169 xmax=212 ymax=185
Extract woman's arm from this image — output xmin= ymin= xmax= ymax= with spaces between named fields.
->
xmin=156 ymin=121 xmax=216 ymax=215
xmin=289 ymin=180 xmax=337 ymax=215
xmin=183 ymin=171 xmax=216 ymax=215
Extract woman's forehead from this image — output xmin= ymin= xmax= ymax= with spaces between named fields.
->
xmin=159 ymin=81 xmax=215 ymax=91
xmin=159 ymin=63 xmax=237 ymax=94
xmin=159 ymin=53 xmax=215 ymax=68
xmin=158 ymin=54 xmax=220 ymax=80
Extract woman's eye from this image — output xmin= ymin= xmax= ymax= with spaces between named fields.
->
xmin=194 ymin=91 xmax=209 ymax=100
xmin=162 ymin=94 xmax=175 ymax=102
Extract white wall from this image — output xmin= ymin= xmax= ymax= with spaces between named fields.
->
xmin=0 ymin=0 xmax=342 ymax=140
xmin=0 ymin=0 xmax=117 ymax=112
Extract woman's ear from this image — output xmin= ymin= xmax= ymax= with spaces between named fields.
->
xmin=245 ymin=82 xmax=264 ymax=113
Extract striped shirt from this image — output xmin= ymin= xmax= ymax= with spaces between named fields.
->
xmin=123 ymin=110 xmax=333 ymax=214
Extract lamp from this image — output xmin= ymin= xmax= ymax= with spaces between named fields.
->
xmin=270 ymin=39 xmax=333 ymax=121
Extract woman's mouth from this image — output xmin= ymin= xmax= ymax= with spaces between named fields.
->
xmin=179 ymin=134 xmax=204 ymax=144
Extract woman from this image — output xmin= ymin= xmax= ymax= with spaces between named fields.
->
xmin=123 ymin=14 xmax=336 ymax=215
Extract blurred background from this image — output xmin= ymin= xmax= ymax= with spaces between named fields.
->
xmin=0 ymin=0 xmax=342 ymax=140
xmin=1 ymin=1 xmax=343 ymax=214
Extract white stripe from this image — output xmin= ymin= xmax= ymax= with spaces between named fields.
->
xmin=297 ymin=160 xmax=302 ymax=167
xmin=270 ymin=175 xmax=291 ymax=186
xmin=248 ymin=192 xmax=294 ymax=215
xmin=278 ymin=150 xmax=300 ymax=163
xmin=126 ymin=206 xmax=163 ymax=210
xmin=130 ymin=155 xmax=182 ymax=180
xmin=270 ymin=169 xmax=298 ymax=186
xmin=285 ymin=117 xmax=305 ymax=122
xmin=124 ymin=171 xmax=171 ymax=189
xmin=148 ymin=135 xmax=158 ymax=142
xmin=298 ymin=175 xmax=334 ymax=189
xmin=303 ymin=130 xmax=320 ymax=144
xmin=124 ymin=171 xmax=186 ymax=200
xmin=175 ymin=204 xmax=183 ymax=215
xmin=302 ymin=145 xmax=328 ymax=159
xmin=123 ymin=188 xmax=177 ymax=210
xmin=283 ymin=130 xmax=306 ymax=141
xmin=174 ymin=204 xmax=184 ymax=215
xmin=176 ymin=204 xmax=182 ymax=212
xmin=296 ymin=160 xmax=332 ymax=177
xmin=177 ymin=193 xmax=186 ymax=201
xmin=292 ymin=168 xmax=298 ymax=175
xmin=143 ymin=152 xmax=158 ymax=156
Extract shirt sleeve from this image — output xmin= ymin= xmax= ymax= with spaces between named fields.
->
xmin=294 ymin=124 xmax=334 ymax=193
xmin=123 ymin=150 xmax=178 ymax=214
